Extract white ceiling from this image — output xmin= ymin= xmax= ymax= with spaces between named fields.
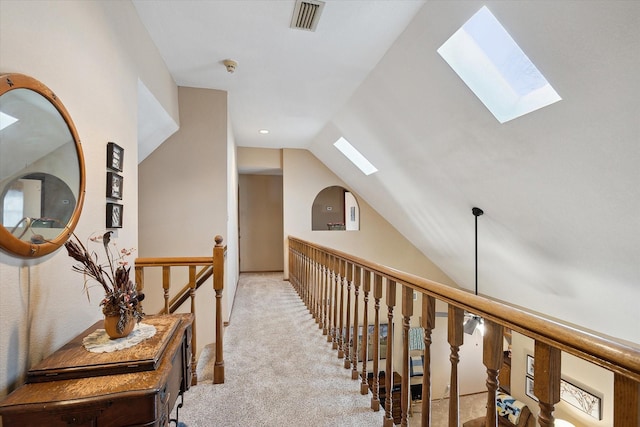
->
xmin=132 ymin=0 xmax=640 ymax=343
xmin=132 ymin=0 xmax=425 ymax=150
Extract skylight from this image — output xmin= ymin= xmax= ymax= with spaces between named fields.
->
xmin=0 ymin=111 xmax=19 ymax=131
xmin=437 ymin=6 xmax=561 ymax=123
xmin=334 ymin=137 xmax=378 ymax=176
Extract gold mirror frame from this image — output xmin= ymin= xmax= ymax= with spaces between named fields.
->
xmin=0 ymin=73 xmax=86 ymax=257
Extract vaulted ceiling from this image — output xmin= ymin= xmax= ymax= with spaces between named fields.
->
xmin=132 ymin=1 xmax=640 ymax=344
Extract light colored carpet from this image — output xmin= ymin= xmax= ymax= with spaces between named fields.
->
xmin=174 ymin=273 xmax=487 ymax=426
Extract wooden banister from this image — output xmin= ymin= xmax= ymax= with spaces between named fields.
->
xmin=134 ymin=235 xmax=226 ymax=386
xmin=288 ymin=236 xmax=640 ymax=427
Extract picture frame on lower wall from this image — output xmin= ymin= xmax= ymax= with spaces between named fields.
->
xmin=525 ymin=376 xmax=537 ymax=401
xmin=560 ymin=378 xmax=602 ymax=420
xmin=106 ymin=203 xmax=123 ymax=228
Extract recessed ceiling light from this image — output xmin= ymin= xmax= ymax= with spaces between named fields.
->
xmin=334 ymin=137 xmax=378 ymax=176
xmin=437 ymin=6 xmax=561 ymax=123
xmin=259 ymin=129 xmax=269 ymax=134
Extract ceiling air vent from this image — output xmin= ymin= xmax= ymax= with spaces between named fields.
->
xmin=291 ymin=0 xmax=325 ymax=32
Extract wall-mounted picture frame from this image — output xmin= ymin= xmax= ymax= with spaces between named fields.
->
xmin=526 ymin=354 xmax=535 ymax=377
xmin=525 ymin=376 xmax=537 ymax=401
xmin=106 ymin=172 xmax=123 ymax=200
xmin=107 ymin=142 xmax=124 ymax=172
xmin=106 ymin=203 xmax=123 ymax=228
xmin=560 ymin=378 xmax=602 ymax=420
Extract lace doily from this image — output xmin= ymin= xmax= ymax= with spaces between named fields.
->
xmin=83 ymin=322 xmax=157 ymax=353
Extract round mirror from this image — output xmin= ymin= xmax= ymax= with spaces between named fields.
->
xmin=0 ymin=73 xmax=85 ymax=257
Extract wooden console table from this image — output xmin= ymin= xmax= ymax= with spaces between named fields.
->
xmin=0 ymin=314 xmax=193 ymax=426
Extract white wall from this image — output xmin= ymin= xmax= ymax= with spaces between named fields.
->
xmin=309 ymin=1 xmax=640 ymax=346
xmin=138 ymin=86 xmax=238 ymax=356
xmin=0 ymin=0 xmax=177 ymax=398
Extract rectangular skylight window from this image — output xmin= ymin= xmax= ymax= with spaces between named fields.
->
xmin=334 ymin=137 xmax=378 ymax=176
xmin=0 ymin=111 xmax=19 ymax=131
xmin=437 ymin=6 xmax=561 ymax=123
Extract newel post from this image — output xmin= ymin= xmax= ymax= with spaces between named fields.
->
xmin=213 ymin=235 xmax=225 ymax=384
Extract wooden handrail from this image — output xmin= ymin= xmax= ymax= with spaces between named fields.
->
xmin=168 ymin=266 xmax=213 ymax=313
xmin=134 ymin=235 xmax=226 ymax=386
xmin=135 ymin=256 xmax=214 ymax=267
xmin=288 ymin=236 xmax=640 ymax=427
xmin=289 ymin=237 xmax=640 ymax=381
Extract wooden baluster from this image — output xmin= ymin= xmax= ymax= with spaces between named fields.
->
xmin=332 ymin=256 xmax=339 ymax=350
xmin=308 ymin=248 xmax=313 ymax=311
xmin=482 ymin=320 xmax=504 ymax=427
xmin=344 ymin=261 xmax=353 ymax=369
xmin=162 ymin=266 xmax=171 ymax=314
xmin=360 ymin=269 xmax=372 ymax=395
xmin=318 ymin=250 xmax=325 ymax=331
xmin=323 ymin=252 xmax=329 ymax=335
xmin=351 ymin=265 xmax=362 ymax=380
xmin=292 ymin=244 xmax=298 ymax=292
xmin=292 ymin=243 xmax=298 ymax=291
xmin=326 ymin=254 xmax=333 ymax=342
xmin=400 ymin=285 xmax=413 ymax=427
xmin=384 ymin=280 xmax=397 ymax=427
xmin=371 ymin=274 xmax=383 ymax=411
xmin=448 ymin=305 xmax=464 ymax=427
xmin=614 ymin=374 xmax=640 ymax=427
xmin=213 ymin=235 xmax=225 ymax=384
xmin=307 ymin=247 xmax=316 ymax=319
xmin=338 ymin=259 xmax=346 ymax=359
xmin=188 ymin=265 xmax=198 ymax=386
xmin=304 ymin=246 xmax=310 ymax=308
xmin=421 ymin=294 xmax=436 ymax=427
xmin=315 ymin=249 xmax=321 ymax=325
xmin=134 ymin=266 xmax=144 ymax=298
xmin=289 ymin=246 xmax=300 ymax=295
xmin=533 ymin=341 xmax=561 ymax=427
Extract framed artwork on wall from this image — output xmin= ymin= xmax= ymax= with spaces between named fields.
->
xmin=107 ymin=142 xmax=124 ymax=172
xmin=560 ymin=378 xmax=602 ymax=420
xmin=106 ymin=172 xmax=123 ymax=200
xmin=106 ymin=203 xmax=123 ymax=228
xmin=526 ymin=354 xmax=535 ymax=376
xmin=525 ymin=376 xmax=537 ymax=401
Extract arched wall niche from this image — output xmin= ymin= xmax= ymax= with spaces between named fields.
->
xmin=311 ymin=186 xmax=359 ymax=231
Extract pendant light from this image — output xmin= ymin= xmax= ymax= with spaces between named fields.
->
xmin=464 ymin=207 xmax=484 ymax=335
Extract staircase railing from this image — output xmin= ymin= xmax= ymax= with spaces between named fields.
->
xmin=288 ymin=236 xmax=640 ymax=427
xmin=135 ymin=235 xmax=226 ymax=386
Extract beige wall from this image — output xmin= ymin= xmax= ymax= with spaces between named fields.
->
xmin=138 ymin=86 xmax=238 ymax=356
xmin=282 ymin=148 xmax=458 ymax=283
xmin=512 ymin=332 xmax=613 ymax=427
xmin=282 ymin=148 xmax=487 ymax=398
xmin=239 ymin=174 xmax=284 ymax=272
xmin=0 ymin=0 xmax=177 ymax=398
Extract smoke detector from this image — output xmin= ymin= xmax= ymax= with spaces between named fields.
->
xmin=290 ymin=0 xmax=325 ymax=31
xmin=223 ymin=59 xmax=238 ymax=73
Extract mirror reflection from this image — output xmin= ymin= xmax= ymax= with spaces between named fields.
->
xmin=0 ymin=74 xmax=84 ymax=257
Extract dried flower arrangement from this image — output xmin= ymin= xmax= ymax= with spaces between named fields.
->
xmin=65 ymin=231 xmax=144 ymax=335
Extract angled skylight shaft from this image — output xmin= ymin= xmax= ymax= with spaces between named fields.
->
xmin=334 ymin=137 xmax=378 ymax=176
xmin=0 ymin=111 xmax=19 ymax=131
xmin=438 ymin=6 xmax=561 ymax=123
